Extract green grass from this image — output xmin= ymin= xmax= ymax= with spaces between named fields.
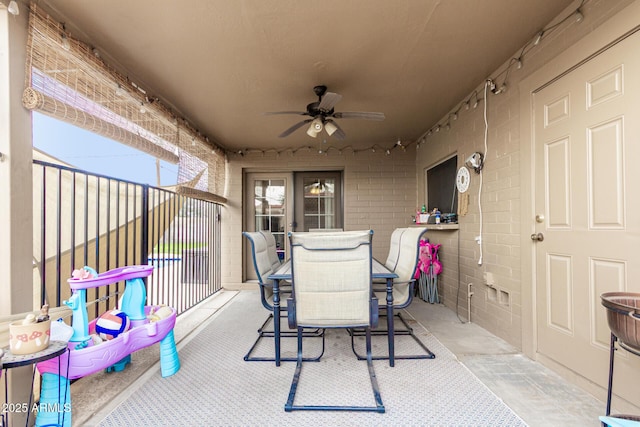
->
xmin=153 ymin=242 xmax=207 ymax=255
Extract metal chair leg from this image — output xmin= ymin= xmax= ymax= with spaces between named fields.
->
xmin=284 ymin=327 xmax=385 ymax=413
xmin=244 ymin=313 xmax=325 ymax=362
xmin=349 ymin=312 xmax=435 ymax=361
xmin=365 ymin=327 xmax=385 ymax=412
xmin=606 ymin=333 xmax=616 ymax=417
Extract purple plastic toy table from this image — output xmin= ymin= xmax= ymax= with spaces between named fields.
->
xmin=35 ymin=265 xmax=180 ymax=427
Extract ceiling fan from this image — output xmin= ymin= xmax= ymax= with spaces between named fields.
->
xmin=265 ymin=85 xmax=385 ymax=140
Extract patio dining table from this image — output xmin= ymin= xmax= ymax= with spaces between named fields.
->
xmin=267 ymin=258 xmax=399 ymax=367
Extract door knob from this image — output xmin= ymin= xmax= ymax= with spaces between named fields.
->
xmin=535 ymin=214 xmax=545 ymax=223
xmin=530 ymin=233 xmax=544 ymax=242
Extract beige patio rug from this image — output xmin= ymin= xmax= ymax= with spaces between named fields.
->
xmin=96 ymin=291 xmax=527 ymax=426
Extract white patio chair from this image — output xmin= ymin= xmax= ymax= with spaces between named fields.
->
xmin=352 ymin=227 xmax=436 ymax=360
xmin=242 ymin=231 xmax=322 ymax=363
xmin=284 ymin=230 xmax=384 ymax=413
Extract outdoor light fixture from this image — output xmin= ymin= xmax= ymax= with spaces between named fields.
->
xmin=7 ymin=0 xmax=19 ymax=15
xmin=61 ymin=34 xmax=71 ymax=51
xmin=533 ymin=31 xmax=543 ymax=46
xmin=491 ymin=83 xmax=507 ymax=95
xmin=465 ymin=152 xmax=484 ymax=173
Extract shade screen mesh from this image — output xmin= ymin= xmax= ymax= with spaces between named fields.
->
xmin=24 ymin=3 xmax=226 ymax=195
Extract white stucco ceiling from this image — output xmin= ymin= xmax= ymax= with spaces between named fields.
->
xmin=40 ymin=0 xmax=577 ymax=152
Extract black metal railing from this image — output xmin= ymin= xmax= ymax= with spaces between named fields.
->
xmin=33 ymin=159 xmax=222 ymax=320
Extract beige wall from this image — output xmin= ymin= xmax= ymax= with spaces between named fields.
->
xmin=221 ymin=149 xmax=417 ymax=288
xmin=0 ymin=6 xmax=38 ymax=425
xmin=0 ymin=5 xmax=33 ymax=316
xmin=415 ymin=0 xmax=637 ymax=351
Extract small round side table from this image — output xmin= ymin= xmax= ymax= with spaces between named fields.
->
xmin=1 ymin=341 xmax=68 ymax=427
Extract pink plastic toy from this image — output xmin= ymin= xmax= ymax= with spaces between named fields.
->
xmin=35 ymin=265 xmax=180 ymax=427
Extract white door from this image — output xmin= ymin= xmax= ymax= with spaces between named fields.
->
xmin=533 ymin=31 xmax=640 ymax=406
xmin=244 ymin=173 xmax=293 ymax=280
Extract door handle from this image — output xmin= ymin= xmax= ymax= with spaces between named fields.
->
xmin=530 ymin=233 xmax=544 ymax=242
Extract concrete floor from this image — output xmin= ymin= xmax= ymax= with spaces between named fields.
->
xmin=404 ymin=299 xmax=607 ymax=427
xmin=75 ymin=289 xmax=613 ymax=427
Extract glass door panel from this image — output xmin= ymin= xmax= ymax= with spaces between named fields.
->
xmin=294 ymin=172 xmax=342 ymax=232
xmin=253 ymin=178 xmax=286 ymax=260
xmin=244 ymin=173 xmax=293 ymax=280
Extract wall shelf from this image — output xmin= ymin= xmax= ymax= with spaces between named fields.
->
xmin=413 ymin=223 xmax=459 ymax=231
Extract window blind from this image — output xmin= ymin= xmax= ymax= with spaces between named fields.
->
xmin=24 ymin=3 xmax=226 ymax=195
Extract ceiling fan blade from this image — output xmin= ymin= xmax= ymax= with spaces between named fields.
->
xmin=318 ymin=92 xmax=342 ymax=112
xmin=264 ymin=111 xmax=308 ymax=116
xmin=278 ymin=119 xmax=313 ymax=137
xmin=333 ymin=111 xmax=385 ymax=121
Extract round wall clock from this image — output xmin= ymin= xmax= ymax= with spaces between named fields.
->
xmin=456 ymin=166 xmax=470 ymax=193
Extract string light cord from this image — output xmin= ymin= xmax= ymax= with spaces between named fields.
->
xmin=490 ymin=0 xmax=586 ymax=90
xmin=410 ymin=0 xmax=586 ymax=144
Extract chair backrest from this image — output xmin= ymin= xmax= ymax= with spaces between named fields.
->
xmin=289 ymin=230 xmax=373 ymax=328
xmin=259 ymin=230 xmax=282 ymax=272
xmin=394 ymin=227 xmax=428 ymax=283
xmin=383 ymin=228 xmax=407 ymax=271
xmin=242 ymin=231 xmax=275 ymax=285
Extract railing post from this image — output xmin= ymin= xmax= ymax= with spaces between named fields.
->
xmin=141 ymin=184 xmax=149 ymax=266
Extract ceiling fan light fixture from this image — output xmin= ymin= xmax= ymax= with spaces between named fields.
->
xmin=324 ymin=120 xmax=338 ymax=136
xmin=311 ymin=117 xmax=323 ymax=133
xmin=306 ymin=117 xmax=323 ymax=137
xmin=306 ymin=121 xmax=321 ymax=138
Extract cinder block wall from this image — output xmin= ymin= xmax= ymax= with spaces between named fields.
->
xmin=415 ymin=0 xmax=636 ymax=348
xmin=221 ymin=149 xmax=417 ymax=289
